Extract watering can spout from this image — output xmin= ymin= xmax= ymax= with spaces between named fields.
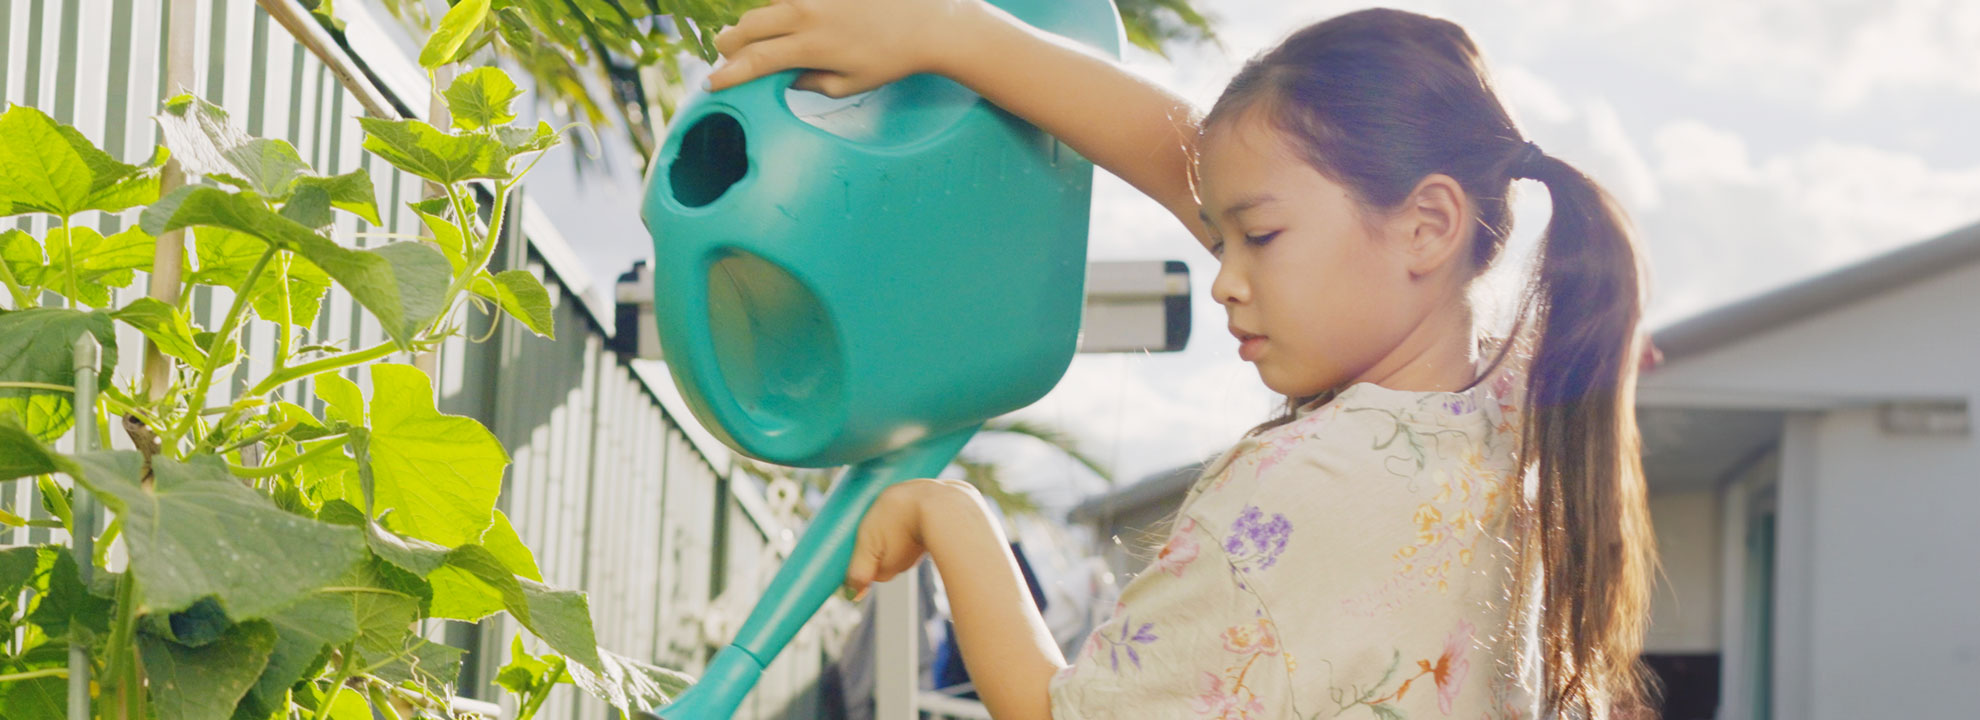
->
xmin=651 ymin=425 xmax=980 ymax=720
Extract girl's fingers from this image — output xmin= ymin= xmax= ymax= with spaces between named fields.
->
xmin=705 ymin=36 xmax=811 ymax=92
xmin=713 ymin=3 xmax=802 ymax=59
xmin=845 ymin=529 xmax=882 ymax=591
xmin=791 ymin=70 xmax=858 ymax=99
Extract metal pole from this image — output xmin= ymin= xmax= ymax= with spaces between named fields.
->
xmin=68 ymin=333 xmax=101 ymax=720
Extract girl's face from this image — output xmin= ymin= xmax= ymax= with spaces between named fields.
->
xmin=1196 ymin=114 xmax=1433 ymax=398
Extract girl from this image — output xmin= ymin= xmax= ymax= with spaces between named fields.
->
xmin=709 ymin=3 xmax=1656 ymax=719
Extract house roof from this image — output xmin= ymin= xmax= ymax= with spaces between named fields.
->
xmin=1653 ymin=220 xmax=1980 ymax=362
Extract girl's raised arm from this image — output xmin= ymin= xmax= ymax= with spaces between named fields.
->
xmin=709 ymin=0 xmax=1212 ymax=248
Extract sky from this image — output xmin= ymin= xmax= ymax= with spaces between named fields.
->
xmin=522 ymin=0 xmax=1980 ymax=510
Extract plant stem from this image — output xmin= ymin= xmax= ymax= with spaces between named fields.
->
xmin=246 ymin=339 xmax=398 ymax=397
xmin=102 ymin=570 xmax=140 ymax=718
xmin=0 ymin=245 xmax=34 ymax=308
xmin=0 ymin=381 xmax=77 ymax=393
xmin=228 ymin=435 xmax=350 ymax=478
xmin=94 ymin=516 xmax=121 ymax=568
xmin=59 ymin=213 xmax=78 ymax=309
xmin=311 ymin=646 xmax=357 ymax=720
xmin=0 ymin=667 xmax=67 ymax=682
xmin=168 ymin=245 xmax=278 ymax=452
xmin=516 ymin=662 xmax=567 ymax=720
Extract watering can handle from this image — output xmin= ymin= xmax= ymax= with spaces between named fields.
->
xmin=708 ymin=68 xmax=811 ymax=135
xmin=651 ymin=424 xmax=980 ymax=720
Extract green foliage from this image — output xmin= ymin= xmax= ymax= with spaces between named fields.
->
xmin=0 ymin=103 xmax=165 ymax=218
xmin=0 ymin=66 xmax=684 ymax=720
xmin=357 ymin=0 xmax=1216 ymax=166
xmin=0 ymin=308 xmax=117 ymax=440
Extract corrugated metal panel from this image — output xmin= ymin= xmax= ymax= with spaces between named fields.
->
xmin=4 ymin=1 xmax=842 ymax=718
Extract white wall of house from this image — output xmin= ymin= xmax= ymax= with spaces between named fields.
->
xmin=1643 ymin=259 xmax=1980 ymax=720
xmin=1645 ymin=490 xmax=1722 ymax=654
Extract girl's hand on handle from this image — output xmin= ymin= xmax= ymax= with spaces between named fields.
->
xmin=845 ymin=478 xmax=1065 ymax=720
xmin=709 ymin=0 xmax=984 ymax=97
xmin=709 ymin=0 xmax=1214 ymax=248
xmin=843 ymin=477 xmax=954 ymax=597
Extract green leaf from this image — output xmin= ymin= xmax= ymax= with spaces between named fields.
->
xmin=1 ymin=228 xmax=47 ymax=288
xmin=292 ymin=168 xmax=382 ymax=225
xmin=245 ymin=252 xmax=331 ymax=330
xmin=0 ymin=670 xmax=65 ymax=720
xmin=139 ymin=620 xmax=279 ymax=720
xmin=422 ymin=543 xmax=601 ymax=670
xmin=113 ymin=296 xmax=206 ymax=365
xmin=0 ymin=545 xmax=37 ymax=596
xmin=444 ymin=67 xmax=523 ymax=131
xmin=313 ymin=372 xmax=367 ymax=428
xmin=492 ymin=120 xmax=559 ymax=155
xmin=473 ymin=269 xmax=555 ymax=338
xmin=143 ymin=185 xmax=449 ymax=349
xmin=247 ymin=560 xmax=420 ymax=717
xmin=25 ymin=549 xmax=113 ymax=641
xmin=368 ymin=636 xmax=466 ymax=687
xmin=36 ymin=225 xmax=155 ymax=308
xmin=568 ymin=648 xmax=696 ymax=714
xmin=321 ymin=688 xmax=372 ymax=720
xmin=419 ymin=0 xmax=493 ymax=68
xmin=364 ymin=364 xmax=507 ymax=546
xmin=483 ymin=509 xmax=542 ymax=582
xmin=414 ymin=206 xmax=467 ymax=273
xmin=358 ymin=116 xmax=515 ymax=185
xmin=495 ymin=633 xmax=564 ymax=695
xmin=155 ymin=95 xmax=311 ymax=199
xmin=0 ymin=415 xmax=79 ymax=481
xmin=189 ymin=227 xmax=330 ymax=329
xmin=68 ymin=452 xmax=369 ymax=618
xmin=0 ymin=308 xmax=117 ymax=441
xmin=0 ymin=104 xmax=162 ymax=217
xmin=280 ymin=184 xmax=334 ymax=229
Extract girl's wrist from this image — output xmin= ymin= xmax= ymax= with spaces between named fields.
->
xmin=923 ymin=0 xmax=1015 ymax=82
xmin=908 ymin=478 xmax=990 ymax=548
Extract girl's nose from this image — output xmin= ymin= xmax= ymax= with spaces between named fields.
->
xmin=1211 ymin=256 xmax=1248 ymax=306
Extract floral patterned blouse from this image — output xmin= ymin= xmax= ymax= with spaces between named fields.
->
xmin=1050 ymin=342 xmax=1540 ymax=720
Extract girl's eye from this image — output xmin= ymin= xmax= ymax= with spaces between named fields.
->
xmin=1209 ymin=240 xmax=1226 ymax=258
xmin=1245 ymin=231 xmax=1280 ymax=246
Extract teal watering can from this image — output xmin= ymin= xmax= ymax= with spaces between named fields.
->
xmin=639 ymin=1 xmax=1122 ymax=717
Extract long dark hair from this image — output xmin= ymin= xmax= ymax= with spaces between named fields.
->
xmin=1201 ymin=8 xmax=1656 ymax=717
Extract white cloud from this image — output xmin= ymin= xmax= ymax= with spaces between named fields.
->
xmin=1642 ymin=121 xmax=1980 ymax=324
xmin=1484 ymin=0 xmax=1980 ymax=110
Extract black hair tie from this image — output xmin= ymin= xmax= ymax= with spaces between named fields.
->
xmin=1511 ymin=140 xmax=1547 ymax=179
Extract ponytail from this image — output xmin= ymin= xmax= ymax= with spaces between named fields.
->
xmin=1515 ymin=149 xmax=1658 ymax=718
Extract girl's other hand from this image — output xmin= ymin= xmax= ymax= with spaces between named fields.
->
xmin=709 ymin=0 xmax=985 ymax=97
xmin=844 ymin=477 xmax=980 ymax=599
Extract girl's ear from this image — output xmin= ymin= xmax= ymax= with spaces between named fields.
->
xmin=1393 ymin=173 xmax=1470 ymax=279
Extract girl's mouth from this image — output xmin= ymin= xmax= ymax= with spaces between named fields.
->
xmin=1230 ymin=326 xmax=1267 ymax=362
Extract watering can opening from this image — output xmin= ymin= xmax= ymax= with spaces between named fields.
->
xmin=669 ymin=112 xmax=749 ymax=208
xmin=705 ymin=248 xmax=847 ymax=454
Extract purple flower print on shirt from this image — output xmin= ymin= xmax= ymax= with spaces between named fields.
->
xmin=1443 ymin=395 xmax=1476 ymax=415
xmin=1224 ymin=506 xmax=1292 ymax=573
xmin=1095 ymin=615 xmax=1159 ymax=672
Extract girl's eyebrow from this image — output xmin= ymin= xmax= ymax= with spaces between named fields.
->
xmin=1198 ymin=193 xmax=1279 ymax=226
